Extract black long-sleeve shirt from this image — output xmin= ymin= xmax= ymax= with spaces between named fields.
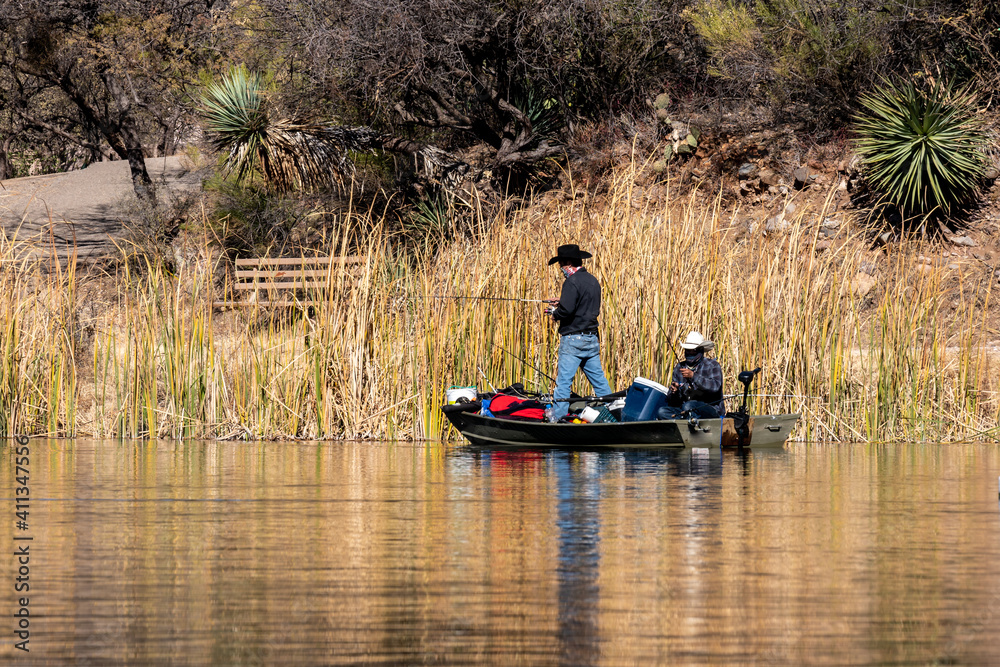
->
xmin=552 ymin=268 xmax=601 ymax=335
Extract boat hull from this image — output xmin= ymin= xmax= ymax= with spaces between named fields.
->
xmin=443 ymin=407 xmax=799 ymax=449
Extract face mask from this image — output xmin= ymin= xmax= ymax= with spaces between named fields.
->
xmin=684 ymin=349 xmax=704 ymax=364
xmin=561 ymin=266 xmax=571 ymax=279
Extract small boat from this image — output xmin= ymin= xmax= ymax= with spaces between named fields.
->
xmin=442 ymin=368 xmax=799 ymax=449
xmin=442 ymin=403 xmax=799 ymax=449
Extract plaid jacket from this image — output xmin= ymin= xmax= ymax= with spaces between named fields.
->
xmin=669 ymin=357 xmax=725 ymax=409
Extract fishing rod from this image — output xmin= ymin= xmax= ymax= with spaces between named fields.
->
xmin=430 ymin=298 xmax=557 ymax=388
xmin=477 ymin=366 xmax=498 ymax=393
xmin=515 ymin=390 xmax=627 ymax=403
xmin=427 ymin=295 xmax=548 ymax=303
xmin=482 ymin=380 xmax=613 ymax=402
xmin=723 ymin=394 xmax=821 ymax=400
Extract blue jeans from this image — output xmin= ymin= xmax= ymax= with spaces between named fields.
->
xmin=552 ymin=334 xmax=613 ymax=420
xmin=657 ymin=400 xmax=723 ymax=420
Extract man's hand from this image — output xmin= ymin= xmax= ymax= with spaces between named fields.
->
xmin=670 ymin=382 xmax=681 ymax=392
xmin=680 ymin=367 xmax=694 ymax=380
xmin=543 ymin=299 xmax=559 ymax=317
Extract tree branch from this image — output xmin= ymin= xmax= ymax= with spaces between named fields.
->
xmin=494 ymin=141 xmax=563 ymax=167
xmin=13 ymin=108 xmax=111 ymax=157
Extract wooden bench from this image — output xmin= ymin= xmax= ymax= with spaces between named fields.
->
xmin=213 ymin=255 xmax=363 ymax=308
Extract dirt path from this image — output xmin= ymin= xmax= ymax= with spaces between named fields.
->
xmin=0 ymin=156 xmax=202 ymax=266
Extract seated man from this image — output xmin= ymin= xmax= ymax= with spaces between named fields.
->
xmin=657 ymin=331 xmax=726 ymax=419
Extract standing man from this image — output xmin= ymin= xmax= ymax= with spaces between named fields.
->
xmin=658 ymin=331 xmax=725 ymax=419
xmin=544 ymin=244 xmax=613 ymax=421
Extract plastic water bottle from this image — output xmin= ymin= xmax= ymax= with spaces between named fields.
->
xmin=544 ymin=405 xmax=557 ymax=423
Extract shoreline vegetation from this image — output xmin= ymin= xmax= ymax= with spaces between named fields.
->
xmin=3 ymin=0 xmax=999 ymax=445
xmin=1 ymin=162 xmax=998 ymax=443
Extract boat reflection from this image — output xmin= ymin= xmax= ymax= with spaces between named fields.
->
xmin=450 ymin=445 xmax=773 ymax=478
xmin=445 ymin=447 xmax=777 ymax=665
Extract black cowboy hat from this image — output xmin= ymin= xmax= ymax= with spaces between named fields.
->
xmin=547 ymin=244 xmax=593 ymax=265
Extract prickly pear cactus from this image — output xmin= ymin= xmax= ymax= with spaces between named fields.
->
xmin=651 ymin=93 xmax=700 ymax=170
xmin=659 ymin=123 xmax=699 ymax=167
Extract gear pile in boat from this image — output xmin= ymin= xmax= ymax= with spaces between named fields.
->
xmin=445 ymin=382 xmax=629 ymax=424
xmin=441 ymin=369 xmax=800 ymax=449
xmin=446 ymin=368 xmax=762 ymax=431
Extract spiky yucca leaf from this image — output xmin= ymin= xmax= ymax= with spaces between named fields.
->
xmin=200 ymin=67 xmax=370 ymax=192
xmin=854 ymin=79 xmax=985 ymax=216
xmin=200 ymin=67 xmax=270 ymax=184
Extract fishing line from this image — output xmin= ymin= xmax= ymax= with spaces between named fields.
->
xmin=493 ymin=344 xmax=556 ymax=385
xmin=632 ymin=286 xmax=686 ymax=368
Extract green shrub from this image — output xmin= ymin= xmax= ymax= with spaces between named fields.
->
xmin=205 ymin=178 xmax=297 ymax=254
xmin=686 ymin=0 xmax=889 ymax=112
xmin=853 ymin=78 xmax=986 ymax=216
xmin=684 ymin=0 xmax=758 ymax=81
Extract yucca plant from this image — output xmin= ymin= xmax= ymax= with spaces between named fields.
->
xmin=510 ymin=86 xmax=561 ymax=142
xmin=853 ymin=78 xmax=986 ymax=216
xmin=200 ymin=67 xmax=376 ymax=192
xmin=407 ymin=195 xmax=455 ymax=243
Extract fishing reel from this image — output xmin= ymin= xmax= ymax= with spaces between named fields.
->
xmin=677 ymin=380 xmax=694 ymax=401
xmin=676 ymin=363 xmax=700 ymax=400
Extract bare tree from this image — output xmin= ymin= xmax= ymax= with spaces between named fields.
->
xmin=0 ymin=0 xmax=226 ymax=201
xmin=252 ymin=0 xmax=690 ymax=186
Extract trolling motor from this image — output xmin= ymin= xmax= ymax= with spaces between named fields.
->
xmin=731 ymin=367 xmax=761 ymax=448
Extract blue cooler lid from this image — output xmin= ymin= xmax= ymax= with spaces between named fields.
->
xmin=632 ymin=376 xmax=671 ymax=395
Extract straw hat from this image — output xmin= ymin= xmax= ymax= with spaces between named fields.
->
xmin=681 ymin=331 xmax=714 ymax=350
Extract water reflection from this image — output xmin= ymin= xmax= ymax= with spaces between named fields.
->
xmin=1 ymin=440 xmax=999 ymax=665
xmin=555 ymin=452 xmax=601 ymax=666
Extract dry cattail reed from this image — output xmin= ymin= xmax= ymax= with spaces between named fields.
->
xmin=0 ymin=164 xmax=996 ymax=442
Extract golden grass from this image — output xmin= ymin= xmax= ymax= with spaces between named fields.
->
xmin=1 ymin=163 xmax=997 ymax=442
xmin=0 ymin=237 xmax=78 ymax=438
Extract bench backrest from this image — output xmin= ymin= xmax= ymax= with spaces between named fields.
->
xmin=217 ymin=255 xmax=364 ymax=307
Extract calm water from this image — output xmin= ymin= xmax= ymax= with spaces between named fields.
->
xmin=2 ymin=439 xmax=1000 ymax=665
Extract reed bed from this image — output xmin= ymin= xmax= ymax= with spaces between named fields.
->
xmin=0 ymin=238 xmax=78 ymax=438
xmin=1 ymin=164 xmax=997 ymax=442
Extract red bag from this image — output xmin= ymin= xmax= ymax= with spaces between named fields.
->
xmin=488 ymin=394 xmax=547 ymax=421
